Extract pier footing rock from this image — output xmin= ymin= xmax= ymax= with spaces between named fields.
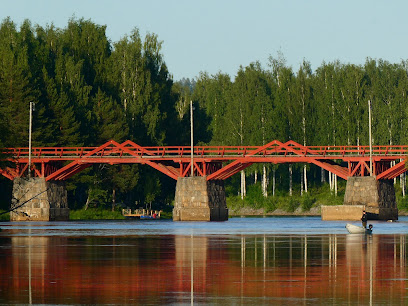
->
xmin=10 ymin=178 xmax=69 ymax=221
xmin=322 ymin=176 xmax=398 ymax=221
xmin=173 ymin=176 xmax=228 ymax=221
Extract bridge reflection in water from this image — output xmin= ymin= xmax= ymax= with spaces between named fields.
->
xmin=0 ymin=232 xmax=406 ymax=304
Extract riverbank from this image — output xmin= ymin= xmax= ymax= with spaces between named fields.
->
xmin=229 ymin=206 xmax=321 ymax=216
xmin=0 ymin=205 xmax=406 ymax=221
xmin=229 ymin=206 xmax=408 ymax=217
xmin=227 ymin=183 xmax=408 ymax=217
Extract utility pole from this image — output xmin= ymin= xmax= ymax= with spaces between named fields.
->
xmin=190 ymin=100 xmax=194 ymax=177
xmin=368 ymin=100 xmax=373 ymax=176
xmin=28 ymin=102 xmax=35 ymax=178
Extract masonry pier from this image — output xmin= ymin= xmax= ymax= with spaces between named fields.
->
xmin=173 ymin=176 xmax=228 ymax=221
xmin=10 ymin=178 xmax=70 ymax=221
xmin=322 ymin=176 xmax=398 ymax=221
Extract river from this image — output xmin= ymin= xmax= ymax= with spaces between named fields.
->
xmin=0 ymin=216 xmax=407 ymax=305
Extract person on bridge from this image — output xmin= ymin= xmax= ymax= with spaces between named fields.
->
xmin=361 ymin=210 xmax=368 ymax=228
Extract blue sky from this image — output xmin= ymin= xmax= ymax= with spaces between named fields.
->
xmin=1 ymin=0 xmax=407 ymax=80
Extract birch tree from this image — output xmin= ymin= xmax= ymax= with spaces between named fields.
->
xmin=268 ymin=53 xmax=293 ymax=196
xmin=293 ymin=60 xmax=314 ymax=195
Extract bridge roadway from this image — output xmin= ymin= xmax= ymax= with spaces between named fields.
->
xmin=1 ymin=139 xmax=407 ymax=181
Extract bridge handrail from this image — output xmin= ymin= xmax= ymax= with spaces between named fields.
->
xmin=3 ymin=143 xmax=408 ymax=160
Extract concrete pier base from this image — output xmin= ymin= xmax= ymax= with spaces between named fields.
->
xmin=173 ymin=176 xmax=228 ymax=221
xmin=322 ymin=176 xmax=398 ymax=221
xmin=10 ymin=178 xmax=69 ymax=221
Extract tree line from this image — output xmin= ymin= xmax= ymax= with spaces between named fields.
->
xmin=190 ymin=52 xmax=408 ymax=200
xmin=0 ymin=18 xmax=407 ymax=210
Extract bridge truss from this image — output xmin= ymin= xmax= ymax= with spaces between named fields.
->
xmin=0 ymin=140 xmax=407 ymax=181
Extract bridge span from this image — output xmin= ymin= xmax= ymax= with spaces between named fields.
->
xmin=1 ymin=140 xmax=404 ymax=222
xmin=1 ymin=139 xmax=407 ymax=181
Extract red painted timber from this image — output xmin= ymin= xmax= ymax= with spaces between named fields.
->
xmin=1 ymin=140 xmax=407 ymax=181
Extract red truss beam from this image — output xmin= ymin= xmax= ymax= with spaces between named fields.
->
xmin=310 ymin=160 xmax=349 ymax=180
xmin=376 ymin=160 xmax=407 ymax=180
xmin=1 ymin=140 xmax=407 ymax=181
xmin=0 ymin=168 xmax=15 ymax=180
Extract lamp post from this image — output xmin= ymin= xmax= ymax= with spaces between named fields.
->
xmin=190 ymin=100 xmax=194 ymax=177
xmin=368 ymin=99 xmax=373 ymax=176
xmin=28 ymin=102 xmax=35 ymax=178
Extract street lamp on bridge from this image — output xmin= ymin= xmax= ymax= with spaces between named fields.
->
xmin=28 ymin=102 xmax=35 ymax=178
xmin=368 ymin=99 xmax=372 ymax=176
xmin=190 ymin=100 xmax=194 ymax=177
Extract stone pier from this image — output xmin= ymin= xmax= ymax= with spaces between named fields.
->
xmin=10 ymin=178 xmax=69 ymax=221
xmin=173 ymin=176 xmax=228 ymax=221
xmin=322 ymin=176 xmax=398 ymax=221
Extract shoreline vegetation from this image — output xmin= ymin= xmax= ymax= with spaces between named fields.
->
xmin=1 ymin=206 xmax=407 ymax=221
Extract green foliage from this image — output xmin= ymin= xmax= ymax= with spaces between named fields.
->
xmin=226 ymin=196 xmax=245 ymax=211
xmin=0 ymin=17 xmax=187 ymax=212
xmin=397 ymin=195 xmax=408 ymax=211
xmin=301 ymin=194 xmax=315 ymax=211
xmin=226 ymin=182 xmax=345 ymax=214
xmin=286 ymin=197 xmax=299 ymax=212
xmin=395 ymin=185 xmax=408 ymax=211
xmin=263 ymin=197 xmax=278 ymax=212
xmin=86 ymin=187 xmax=110 ymax=208
xmin=92 ymin=88 xmax=128 ymax=143
xmin=194 ymin=72 xmax=232 ymax=145
xmin=245 ymin=183 xmax=264 ymax=208
xmin=312 ymin=182 xmax=346 ymax=206
xmin=70 ymin=208 xmax=125 ymax=220
xmin=0 ymin=211 xmax=9 ymax=221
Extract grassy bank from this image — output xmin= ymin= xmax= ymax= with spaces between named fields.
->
xmin=227 ymin=183 xmax=345 ymax=215
xmin=0 ymin=211 xmax=9 ymax=221
xmin=228 ymin=182 xmax=408 ymax=216
xmin=69 ymin=208 xmax=125 ymax=220
xmin=69 ymin=206 xmax=173 ymax=220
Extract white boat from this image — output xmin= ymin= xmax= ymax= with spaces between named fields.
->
xmin=346 ymin=223 xmax=373 ymax=234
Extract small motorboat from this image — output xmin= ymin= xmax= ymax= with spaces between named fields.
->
xmin=140 ymin=214 xmax=160 ymax=220
xmin=346 ymin=223 xmax=373 ymax=234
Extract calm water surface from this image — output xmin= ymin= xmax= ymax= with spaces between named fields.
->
xmin=0 ymin=216 xmax=407 ymax=305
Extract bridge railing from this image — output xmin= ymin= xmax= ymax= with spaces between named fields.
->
xmin=3 ymin=143 xmax=408 ymax=160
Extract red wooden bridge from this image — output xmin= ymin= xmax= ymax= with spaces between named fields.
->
xmin=1 ymin=140 xmax=407 ymax=181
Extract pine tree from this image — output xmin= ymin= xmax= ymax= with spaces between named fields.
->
xmin=92 ymin=88 xmax=128 ymax=144
xmin=194 ymin=72 xmax=232 ymax=145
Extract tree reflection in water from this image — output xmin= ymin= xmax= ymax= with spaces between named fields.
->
xmin=0 ymin=230 xmax=406 ymax=304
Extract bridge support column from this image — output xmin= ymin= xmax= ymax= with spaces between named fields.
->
xmin=322 ymin=176 xmax=398 ymax=221
xmin=10 ymin=178 xmax=69 ymax=221
xmin=173 ymin=176 xmax=228 ymax=221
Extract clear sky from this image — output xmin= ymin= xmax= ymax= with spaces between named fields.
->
xmin=1 ymin=0 xmax=408 ymax=80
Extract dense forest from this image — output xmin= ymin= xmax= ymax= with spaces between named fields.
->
xmin=1 ymin=17 xmax=408 ymax=212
